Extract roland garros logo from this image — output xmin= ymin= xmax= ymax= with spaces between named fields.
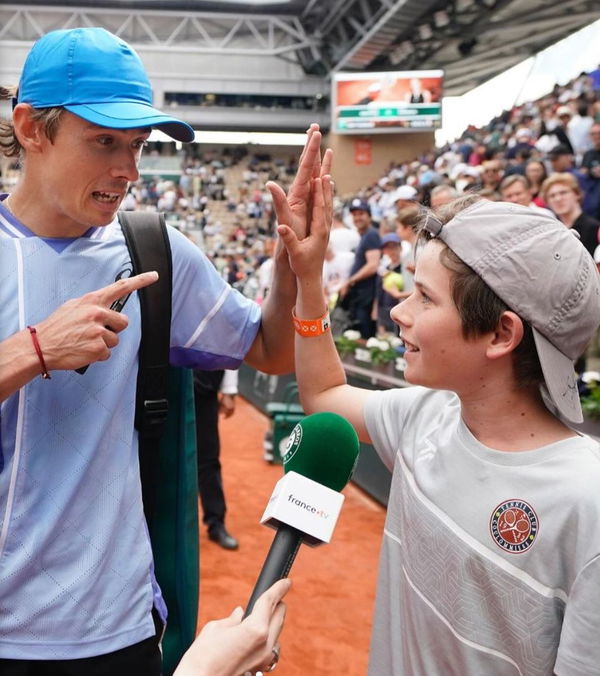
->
xmin=490 ymin=499 xmax=538 ymax=553
xmin=282 ymin=423 xmax=302 ymax=465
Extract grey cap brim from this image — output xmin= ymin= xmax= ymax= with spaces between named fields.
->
xmin=532 ymin=327 xmax=583 ymax=423
xmin=64 ymin=101 xmax=195 ymax=142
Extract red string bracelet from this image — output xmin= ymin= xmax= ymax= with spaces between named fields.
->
xmin=27 ymin=326 xmax=51 ymax=380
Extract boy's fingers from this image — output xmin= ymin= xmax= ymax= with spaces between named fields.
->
xmin=310 ymin=179 xmax=330 ymax=237
xmin=276 ymin=224 xmax=301 ymax=255
xmin=322 ymin=175 xmax=334 ymax=219
xmin=97 ymin=271 xmax=159 ymax=306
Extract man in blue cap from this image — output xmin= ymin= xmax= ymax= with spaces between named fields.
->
xmin=0 ymin=27 xmax=329 ymax=672
xmin=338 ymin=197 xmax=381 ymax=338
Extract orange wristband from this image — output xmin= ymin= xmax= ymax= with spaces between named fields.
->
xmin=292 ymin=307 xmax=331 ymax=337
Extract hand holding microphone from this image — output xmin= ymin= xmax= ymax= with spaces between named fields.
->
xmin=244 ymin=412 xmax=360 ymax=617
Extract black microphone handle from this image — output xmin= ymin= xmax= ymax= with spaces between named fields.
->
xmin=243 ymin=523 xmax=304 ymax=618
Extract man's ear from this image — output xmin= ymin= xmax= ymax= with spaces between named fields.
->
xmin=12 ymin=104 xmax=47 ymax=154
xmin=486 ymin=311 xmax=524 ymax=360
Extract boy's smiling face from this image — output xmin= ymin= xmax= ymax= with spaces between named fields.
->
xmin=391 ymin=240 xmax=491 ymax=392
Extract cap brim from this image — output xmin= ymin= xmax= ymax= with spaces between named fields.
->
xmin=532 ymin=327 xmax=583 ymax=423
xmin=64 ymin=101 xmax=195 ymax=142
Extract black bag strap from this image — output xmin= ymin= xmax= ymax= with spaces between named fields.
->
xmin=118 ymin=211 xmax=172 ymax=528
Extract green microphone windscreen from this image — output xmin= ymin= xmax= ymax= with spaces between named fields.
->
xmin=282 ymin=412 xmax=360 ymax=492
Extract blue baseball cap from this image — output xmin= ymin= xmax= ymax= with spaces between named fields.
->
xmin=16 ymin=27 xmax=195 ymax=142
xmin=381 ymin=233 xmax=402 ymax=247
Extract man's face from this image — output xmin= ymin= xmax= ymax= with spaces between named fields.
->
xmin=351 ymin=208 xmax=371 ymax=232
xmin=551 ymin=154 xmax=573 ymax=172
xmin=28 ymin=110 xmax=150 ymax=235
xmin=591 ymin=125 xmax=600 ymax=150
xmin=501 ymin=182 xmax=532 ymax=207
xmin=545 ymin=183 xmax=579 ymax=218
xmin=481 ymin=163 xmax=502 ymax=185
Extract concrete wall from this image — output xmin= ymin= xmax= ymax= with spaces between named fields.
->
xmin=324 ymin=131 xmax=435 ymax=195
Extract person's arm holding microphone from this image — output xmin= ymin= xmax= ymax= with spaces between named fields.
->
xmin=270 ymin=174 xmax=373 ymax=441
xmin=174 ymin=579 xmax=290 ymax=676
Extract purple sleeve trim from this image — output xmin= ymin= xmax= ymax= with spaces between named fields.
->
xmin=169 ymin=346 xmax=243 ymax=370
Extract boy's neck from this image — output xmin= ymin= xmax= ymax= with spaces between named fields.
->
xmin=459 ymin=384 xmax=576 ymax=452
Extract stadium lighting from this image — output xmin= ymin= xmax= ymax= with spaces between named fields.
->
xmin=149 ymin=129 xmax=309 ymax=146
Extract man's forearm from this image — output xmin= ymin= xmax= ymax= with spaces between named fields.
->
xmin=245 ymin=253 xmax=297 ymax=374
xmin=348 ymin=262 xmax=378 ymax=286
xmin=0 ymin=330 xmax=42 ymax=402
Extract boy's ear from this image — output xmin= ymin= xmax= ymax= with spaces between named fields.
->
xmin=12 ymin=103 xmax=47 ymax=154
xmin=486 ymin=310 xmax=524 ymax=360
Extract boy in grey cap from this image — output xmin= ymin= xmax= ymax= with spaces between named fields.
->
xmin=276 ymin=184 xmax=600 ymax=675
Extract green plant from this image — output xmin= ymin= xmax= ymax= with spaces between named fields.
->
xmin=334 ymin=330 xmax=361 ymax=357
xmin=365 ymin=337 xmax=401 ymax=365
xmin=581 ymin=374 xmax=600 ymax=420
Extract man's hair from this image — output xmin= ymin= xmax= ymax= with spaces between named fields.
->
xmin=499 ymin=174 xmax=531 ymax=193
xmin=417 ymin=195 xmax=543 ymax=387
xmin=540 ymin=172 xmax=581 ymax=202
xmin=0 ymin=86 xmax=64 ymax=158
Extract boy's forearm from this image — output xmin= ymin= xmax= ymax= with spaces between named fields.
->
xmin=294 ymin=275 xmax=347 ymax=413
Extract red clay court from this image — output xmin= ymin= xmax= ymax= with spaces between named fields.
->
xmin=197 ymin=396 xmax=387 ymax=675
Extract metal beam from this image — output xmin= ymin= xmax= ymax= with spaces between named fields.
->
xmin=0 ymin=4 xmax=316 ymax=58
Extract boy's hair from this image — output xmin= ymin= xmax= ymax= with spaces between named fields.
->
xmin=540 ymin=172 xmax=582 ymax=202
xmin=0 ymin=86 xmax=64 ymax=158
xmin=395 ymin=205 xmax=421 ymax=231
xmin=418 ymin=195 xmax=543 ymax=388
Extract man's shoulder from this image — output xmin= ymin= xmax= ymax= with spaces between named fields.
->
xmin=575 ymin=212 xmax=599 ymax=228
xmin=362 ymin=227 xmax=382 ymax=246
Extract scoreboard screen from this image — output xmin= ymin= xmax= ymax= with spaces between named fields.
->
xmin=332 ymin=70 xmax=443 ymax=134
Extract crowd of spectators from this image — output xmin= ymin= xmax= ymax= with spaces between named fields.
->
xmin=1 ymin=66 xmax=599 ymax=349
xmin=328 ymin=67 xmax=600 ymax=353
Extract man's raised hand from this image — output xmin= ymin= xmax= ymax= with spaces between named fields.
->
xmin=267 ymin=124 xmax=333 ymax=243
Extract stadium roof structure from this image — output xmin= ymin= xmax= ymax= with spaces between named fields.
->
xmin=1 ymin=0 xmax=598 ymax=96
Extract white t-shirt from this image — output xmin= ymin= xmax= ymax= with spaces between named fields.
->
xmin=323 ymin=251 xmax=355 ymax=296
xmin=329 ymin=225 xmax=360 ymax=254
xmin=364 ymin=386 xmax=600 ymax=676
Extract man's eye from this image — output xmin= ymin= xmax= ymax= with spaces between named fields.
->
xmin=134 ymin=140 xmax=149 ymax=150
xmin=97 ymin=136 xmax=113 ymax=146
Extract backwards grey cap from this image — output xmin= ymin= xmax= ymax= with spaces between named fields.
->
xmin=427 ymin=200 xmax=600 ymax=423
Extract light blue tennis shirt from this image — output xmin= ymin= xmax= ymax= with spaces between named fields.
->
xmin=0 ymin=196 xmax=261 ymax=659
